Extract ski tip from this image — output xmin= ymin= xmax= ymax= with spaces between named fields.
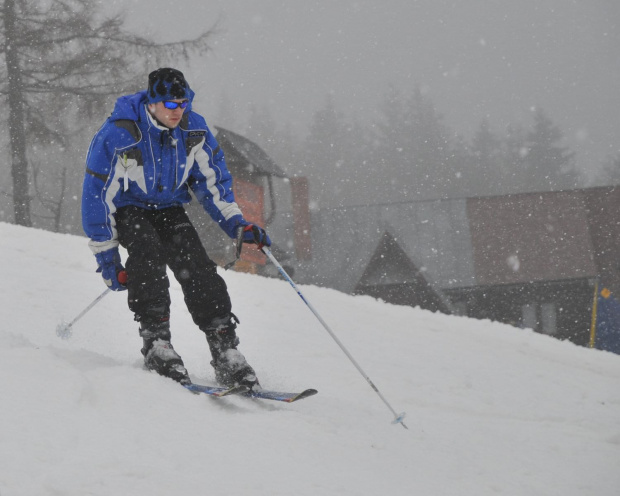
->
xmin=183 ymin=383 xmax=200 ymax=395
xmin=245 ymin=387 xmax=318 ymax=402
xmin=284 ymin=388 xmax=318 ymax=402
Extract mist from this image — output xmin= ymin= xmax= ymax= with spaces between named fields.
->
xmin=118 ymin=0 xmax=620 ymax=183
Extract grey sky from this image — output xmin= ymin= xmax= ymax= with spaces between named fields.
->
xmin=121 ymin=0 xmax=620 ymax=179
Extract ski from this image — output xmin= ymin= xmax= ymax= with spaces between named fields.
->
xmin=183 ymin=382 xmax=318 ymax=403
xmin=245 ymin=388 xmax=318 ymax=403
xmin=184 ymin=383 xmax=250 ymax=397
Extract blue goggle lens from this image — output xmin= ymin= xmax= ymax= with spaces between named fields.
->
xmin=163 ymin=100 xmax=189 ymax=110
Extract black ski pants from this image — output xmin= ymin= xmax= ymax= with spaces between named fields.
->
xmin=115 ymin=205 xmax=232 ymax=329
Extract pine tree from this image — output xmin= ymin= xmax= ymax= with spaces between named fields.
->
xmin=503 ymin=123 xmax=531 ymax=194
xmin=448 ymin=134 xmax=476 ymax=198
xmin=405 ymin=88 xmax=453 ymax=199
xmin=301 ymin=95 xmax=349 ymax=207
xmin=470 ymin=118 xmax=506 ymax=196
xmin=375 ymin=85 xmax=412 ymax=176
xmin=246 ymin=104 xmax=278 ymax=151
xmin=375 ymin=86 xmax=454 ymax=201
xmin=524 ymin=107 xmax=578 ymax=192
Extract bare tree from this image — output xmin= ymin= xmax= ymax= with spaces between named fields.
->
xmin=0 ymin=0 xmax=215 ymax=226
xmin=31 ymin=159 xmax=65 ymax=232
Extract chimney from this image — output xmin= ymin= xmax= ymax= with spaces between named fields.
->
xmin=290 ymin=177 xmax=312 ymax=260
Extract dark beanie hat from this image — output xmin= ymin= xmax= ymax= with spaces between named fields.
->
xmin=147 ymin=68 xmax=190 ymax=104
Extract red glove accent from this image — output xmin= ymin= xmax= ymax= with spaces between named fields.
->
xmin=242 ymin=224 xmax=271 ymax=249
xmin=117 ymin=270 xmax=128 ymax=285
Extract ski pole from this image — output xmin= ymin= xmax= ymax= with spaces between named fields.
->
xmin=224 ymin=225 xmax=245 ymax=270
xmin=56 ymin=288 xmax=111 ymax=340
xmin=262 ymin=247 xmax=408 ymax=429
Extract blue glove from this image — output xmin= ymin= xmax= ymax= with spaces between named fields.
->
xmin=95 ymin=247 xmax=127 ymax=291
xmin=240 ymin=222 xmax=271 ymax=248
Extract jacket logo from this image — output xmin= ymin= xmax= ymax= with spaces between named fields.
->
xmin=188 ymin=131 xmax=205 ymax=138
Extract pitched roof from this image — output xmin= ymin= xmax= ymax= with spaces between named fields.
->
xmin=213 ymin=126 xmax=287 ymax=178
xmin=269 ymin=187 xmax=619 ymax=295
xmin=355 ymin=231 xmax=456 ymax=313
xmin=467 ymin=190 xmax=598 ymax=286
xmin=278 ymin=197 xmax=476 ymax=293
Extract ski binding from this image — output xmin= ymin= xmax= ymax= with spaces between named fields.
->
xmin=184 ymin=383 xmax=250 ymax=397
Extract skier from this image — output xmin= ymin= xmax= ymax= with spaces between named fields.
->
xmin=81 ymin=68 xmax=270 ymax=389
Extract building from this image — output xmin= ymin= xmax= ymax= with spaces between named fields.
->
xmin=187 ymin=127 xmax=619 ymax=349
xmin=269 ymin=186 xmax=620 ymax=347
xmin=187 ymin=126 xmax=306 ymax=275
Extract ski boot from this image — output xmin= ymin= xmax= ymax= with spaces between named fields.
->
xmin=203 ymin=314 xmax=258 ymax=389
xmin=140 ymin=318 xmax=190 ymax=385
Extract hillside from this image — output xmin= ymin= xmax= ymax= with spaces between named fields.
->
xmin=1 ymin=222 xmax=619 ymax=495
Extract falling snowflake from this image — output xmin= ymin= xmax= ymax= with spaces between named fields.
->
xmin=507 ymin=254 xmax=520 ymax=272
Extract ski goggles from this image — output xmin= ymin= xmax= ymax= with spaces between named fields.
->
xmin=162 ymin=100 xmax=189 ymax=110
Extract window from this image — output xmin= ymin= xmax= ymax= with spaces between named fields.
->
xmin=522 ymin=304 xmax=537 ymax=330
xmin=452 ymin=301 xmax=467 ymax=316
xmin=541 ymin=303 xmax=557 ymax=335
xmin=521 ymin=302 xmax=557 ymax=335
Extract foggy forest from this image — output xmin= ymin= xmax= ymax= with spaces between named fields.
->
xmin=1 ymin=0 xmax=619 ymax=234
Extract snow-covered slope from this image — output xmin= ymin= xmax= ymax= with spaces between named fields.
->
xmin=1 ymin=222 xmax=619 ymax=496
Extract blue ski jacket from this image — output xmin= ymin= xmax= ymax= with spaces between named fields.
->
xmin=82 ymin=90 xmax=244 ymax=253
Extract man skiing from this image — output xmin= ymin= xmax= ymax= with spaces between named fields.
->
xmin=82 ymin=67 xmax=270 ymax=389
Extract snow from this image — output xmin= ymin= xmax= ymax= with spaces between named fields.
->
xmin=1 ymin=221 xmax=619 ymax=495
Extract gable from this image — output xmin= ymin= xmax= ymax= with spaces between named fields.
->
xmin=213 ymin=126 xmax=287 ymax=179
xmin=354 ymin=231 xmax=453 ymax=313
xmin=357 ymin=232 xmax=423 ymax=286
